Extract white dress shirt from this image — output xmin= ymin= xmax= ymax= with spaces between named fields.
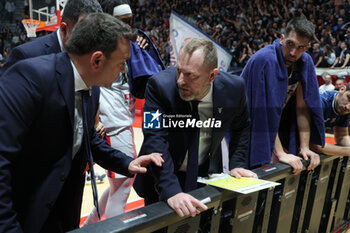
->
xmin=180 ymin=84 xmax=213 ymax=171
xmin=57 ymin=29 xmax=64 ymax=52
xmin=71 ymin=60 xmax=89 ymax=158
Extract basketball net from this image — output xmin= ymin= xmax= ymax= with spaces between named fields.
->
xmin=22 ymin=19 xmax=42 ymax=38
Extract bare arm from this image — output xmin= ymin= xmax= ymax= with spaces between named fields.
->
xmin=341 ymin=21 xmax=350 ymax=30
xmin=331 ymin=57 xmax=339 ymax=69
xmin=296 ymin=84 xmax=320 ymax=170
xmin=257 ymin=5 xmax=264 ymax=16
xmin=315 ymin=56 xmax=323 ymax=67
xmin=311 ymin=126 xmax=350 ymax=156
xmin=238 ymin=48 xmax=247 ymax=64
xmin=275 ymin=7 xmax=282 ymax=19
xmin=224 ymin=17 xmax=236 ymax=24
xmin=283 ymin=5 xmax=289 ymax=19
xmin=273 ymin=133 xmax=303 ymax=174
xmin=340 ymin=54 xmax=350 ymax=69
xmin=311 ymin=143 xmax=350 ymax=156
xmin=334 ymin=126 xmax=350 ymax=146
xmin=167 ymin=193 xmax=208 ymax=217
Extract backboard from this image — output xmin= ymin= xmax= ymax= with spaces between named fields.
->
xmin=28 ymin=0 xmax=66 ymax=33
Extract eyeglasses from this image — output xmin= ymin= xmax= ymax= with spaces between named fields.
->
xmin=284 ymin=41 xmax=311 ymax=51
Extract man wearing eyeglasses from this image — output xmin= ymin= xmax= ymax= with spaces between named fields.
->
xmin=241 ymin=18 xmax=325 ymax=175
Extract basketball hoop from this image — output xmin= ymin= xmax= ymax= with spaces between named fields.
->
xmin=22 ymin=19 xmax=43 ymax=38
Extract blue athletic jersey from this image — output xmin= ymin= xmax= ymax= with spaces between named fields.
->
xmin=320 ymin=91 xmax=349 ymax=127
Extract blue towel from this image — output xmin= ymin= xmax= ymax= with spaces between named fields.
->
xmin=241 ymin=39 xmax=325 ymax=167
xmin=127 ymin=30 xmax=165 ymax=99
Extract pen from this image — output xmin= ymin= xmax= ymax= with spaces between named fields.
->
xmin=200 ymin=197 xmax=211 ymax=204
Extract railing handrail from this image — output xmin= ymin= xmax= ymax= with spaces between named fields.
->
xmin=70 ymin=154 xmax=348 ymax=233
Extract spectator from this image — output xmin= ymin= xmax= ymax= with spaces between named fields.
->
xmin=14 ymin=21 xmax=22 ymax=35
xmin=0 ymin=38 xmax=4 ymax=55
xmin=311 ymin=42 xmax=324 ymax=67
xmin=333 ymin=17 xmax=345 ymax=32
xmin=0 ymin=0 xmax=104 ymax=76
xmin=238 ymin=41 xmax=253 ymax=67
xmin=2 ymin=47 xmax=9 ymax=64
xmin=0 ymin=52 xmax=4 ymax=67
xmin=320 ymin=44 xmax=336 ymax=67
xmin=331 ymin=37 xmax=341 ymax=55
xmin=0 ymin=2 xmax=4 ymax=21
xmin=4 ymin=0 xmax=15 ymax=23
xmin=345 ymin=27 xmax=350 ymax=48
xmin=19 ymin=31 xmax=26 ymax=42
xmin=331 ymin=41 xmax=350 ymax=69
xmin=24 ymin=0 xmax=29 ymax=16
xmin=121 ymin=0 xmax=350 ymax=67
xmin=229 ymin=40 xmax=240 ymax=67
xmin=2 ymin=0 xmax=350 ymax=78
xmin=10 ymin=32 xmax=19 ymax=48
xmin=335 ymin=77 xmax=346 ymax=91
xmin=319 ymin=73 xmax=335 ymax=93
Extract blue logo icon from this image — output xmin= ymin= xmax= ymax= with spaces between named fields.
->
xmin=143 ymin=110 xmax=162 ymax=129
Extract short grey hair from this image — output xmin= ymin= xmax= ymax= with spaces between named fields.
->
xmin=180 ymin=37 xmax=218 ymax=70
xmin=65 ymin=13 xmax=136 ymax=58
xmin=322 ymin=72 xmax=331 ymax=79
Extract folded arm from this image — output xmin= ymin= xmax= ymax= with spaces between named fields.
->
xmin=311 ymin=126 xmax=350 ymax=156
xmin=273 ymin=133 xmax=303 ymax=174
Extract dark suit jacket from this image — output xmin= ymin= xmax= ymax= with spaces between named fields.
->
xmin=0 ymin=31 xmax=60 ymax=76
xmin=0 ymin=52 xmax=133 ymax=233
xmin=133 ymin=67 xmax=250 ymax=202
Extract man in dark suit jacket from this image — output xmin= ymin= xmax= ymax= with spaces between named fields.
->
xmin=133 ymin=37 xmax=257 ymax=217
xmin=0 ymin=13 xmax=163 ymax=233
xmin=0 ymin=0 xmax=103 ymax=76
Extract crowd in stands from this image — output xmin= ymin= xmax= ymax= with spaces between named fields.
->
xmin=0 ymin=0 xmax=27 ymax=67
xmin=127 ymin=0 xmax=350 ymax=70
xmin=1 ymin=0 xmax=350 ymax=70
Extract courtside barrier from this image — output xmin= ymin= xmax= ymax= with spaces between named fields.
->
xmin=70 ymin=154 xmax=350 ymax=233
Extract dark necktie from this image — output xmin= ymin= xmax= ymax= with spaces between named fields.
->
xmin=184 ymin=100 xmax=200 ymax=192
xmin=81 ymin=90 xmax=100 ymax=219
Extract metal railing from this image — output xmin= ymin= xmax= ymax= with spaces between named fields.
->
xmin=71 ymin=154 xmax=350 ymax=233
